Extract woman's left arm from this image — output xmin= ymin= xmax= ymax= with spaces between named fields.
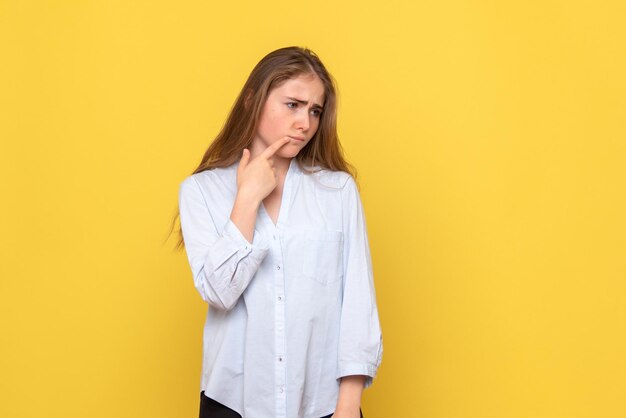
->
xmin=333 ymin=375 xmax=366 ymax=417
xmin=334 ymin=175 xmax=384 ymax=413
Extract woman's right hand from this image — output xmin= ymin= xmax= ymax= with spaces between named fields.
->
xmin=236 ymin=136 xmax=291 ymax=204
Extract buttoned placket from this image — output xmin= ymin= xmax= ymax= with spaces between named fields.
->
xmin=258 ymin=159 xmax=299 ymax=418
xmin=270 ymin=223 xmax=286 ymax=417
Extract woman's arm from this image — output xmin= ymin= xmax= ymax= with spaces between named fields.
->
xmin=335 ymin=175 xmax=383 ymax=388
xmin=179 ymin=175 xmax=270 ymax=311
xmin=333 ymin=375 xmax=366 ymax=417
xmin=178 ymin=140 xmax=292 ymax=311
xmin=229 ymin=191 xmax=261 ymax=243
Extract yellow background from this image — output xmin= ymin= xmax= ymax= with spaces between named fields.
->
xmin=1 ymin=1 xmax=624 ymax=417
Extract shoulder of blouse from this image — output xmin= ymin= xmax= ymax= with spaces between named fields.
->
xmin=187 ymin=164 xmax=238 ymax=190
xmin=304 ymin=166 xmax=354 ymax=190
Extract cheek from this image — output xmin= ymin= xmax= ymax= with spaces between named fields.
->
xmin=258 ymin=107 xmax=280 ymax=132
xmin=257 ymin=121 xmax=279 ymax=145
xmin=259 ymin=117 xmax=275 ymax=135
xmin=312 ymin=118 xmax=321 ymax=133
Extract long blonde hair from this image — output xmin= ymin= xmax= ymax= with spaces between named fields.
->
xmin=168 ymin=46 xmax=356 ymax=250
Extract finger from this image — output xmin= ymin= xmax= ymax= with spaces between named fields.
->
xmin=261 ymin=136 xmax=291 ymax=159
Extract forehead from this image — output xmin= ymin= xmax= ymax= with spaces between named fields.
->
xmin=271 ymin=74 xmax=325 ymax=105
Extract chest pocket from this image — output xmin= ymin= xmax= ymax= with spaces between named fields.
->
xmin=302 ymin=230 xmax=344 ymax=285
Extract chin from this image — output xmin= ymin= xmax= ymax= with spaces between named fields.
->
xmin=277 ymin=148 xmax=300 ymax=159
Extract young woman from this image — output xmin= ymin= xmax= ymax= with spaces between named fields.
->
xmin=175 ymin=46 xmax=383 ymax=418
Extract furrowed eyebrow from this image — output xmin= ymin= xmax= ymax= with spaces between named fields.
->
xmin=285 ymin=96 xmax=324 ymax=110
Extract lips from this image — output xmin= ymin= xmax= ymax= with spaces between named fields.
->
xmin=288 ymin=136 xmax=305 ymax=142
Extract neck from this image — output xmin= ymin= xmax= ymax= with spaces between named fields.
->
xmin=272 ymin=156 xmax=291 ymax=178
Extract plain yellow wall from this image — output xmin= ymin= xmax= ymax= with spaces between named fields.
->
xmin=1 ymin=1 xmax=625 ymax=417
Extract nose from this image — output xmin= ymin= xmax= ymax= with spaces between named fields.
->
xmin=295 ymin=110 xmax=310 ymax=131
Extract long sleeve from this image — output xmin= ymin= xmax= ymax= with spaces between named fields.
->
xmin=178 ymin=175 xmax=270 ymax=311
xmin=336 ymin=175 xmax=383 ymax=389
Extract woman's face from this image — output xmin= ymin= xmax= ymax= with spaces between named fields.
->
xmin=252 ymin=73 xmax=325 ymax=160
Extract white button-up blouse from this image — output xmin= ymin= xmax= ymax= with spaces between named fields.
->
xmin=178 ymin=157 xmax=383 ymax=418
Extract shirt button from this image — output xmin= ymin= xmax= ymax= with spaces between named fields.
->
xmin=280 ymin=386 xmax=284 ymax=393
xmin=278 ymin=356 xmax=283 ymax=362
xmin=276 ymin=265 xmax=281 ymax=270
xmin=277 ymin=296 xmax=282 ymax=301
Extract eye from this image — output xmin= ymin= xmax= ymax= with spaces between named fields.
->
xmin=286 ymin=102 xmax=298 ymax=109
xmin=310 ymin=109 xmax=322 ymax=117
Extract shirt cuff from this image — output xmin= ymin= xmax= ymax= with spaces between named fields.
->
xmin=223 ymin=218 xmax=270 ymax=253
xmin=337 ymin=363 xmax=378 ymax=389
